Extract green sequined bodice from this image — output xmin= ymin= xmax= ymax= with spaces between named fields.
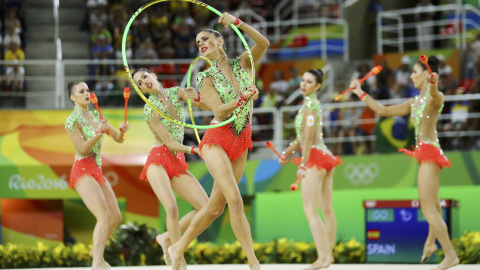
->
xmin=65 ymin=106 xmax=103 ymax=166
xmin=197 ymin=56 xmax=251 ymax=134
xmin=144 ymin=86 xmax=184 ymax=145
xmin=295 ymin=94 xmax=330 ymax=153
xmin=410 ymin=90 xmax=443 ymax=148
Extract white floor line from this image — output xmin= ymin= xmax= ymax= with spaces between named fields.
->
xmin=8 ymin=264 xmax=479 ymax=270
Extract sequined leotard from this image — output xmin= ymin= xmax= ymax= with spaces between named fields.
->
xmin=197 ymin=56 xmax=253 ymax=161
xmin=144 ymin=87 xmax=184 ymax=147
xmin=65 ymin=106 xmax=106 ymax=189
xmin=399 ymin=89 xmax=451 ymax=169
xmin=140 ymin=87 xmax=189 ymax=180
xmin=293 ymin=94 xmax=342 ymax=172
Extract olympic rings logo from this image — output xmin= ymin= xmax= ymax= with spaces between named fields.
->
xmin=343 ymin=163 xmax=380 ymax=185
xmin=372 ymin=209 xmax=389 ymax=221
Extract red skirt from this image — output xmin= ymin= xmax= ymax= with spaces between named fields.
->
xmin=140 ymin=145 xmax=189 ymax=181
xmin=200 ymin=122 xmax=253 ymax=162
xmin=399 ymin=142 xmax=451 ymax=169
xmin=292 ymin=148 xmax=343 ymax=172
xmin=69 ymin=155 xmax=105 ymax=189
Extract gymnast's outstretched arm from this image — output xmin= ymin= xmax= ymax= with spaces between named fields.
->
xmin=350 ymin=80 xmax=412 ymax=117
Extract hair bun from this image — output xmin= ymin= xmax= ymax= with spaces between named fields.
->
xmin=308 ymin=69 xmax=324 ymax=84
xmin=427 ymin=56 xmax=439 ymax=73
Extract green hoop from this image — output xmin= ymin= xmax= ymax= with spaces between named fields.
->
xmin=186 ymin=56 xmax=211 ymax=143
xmin=122 ymin=0 xmax=255 ymax=129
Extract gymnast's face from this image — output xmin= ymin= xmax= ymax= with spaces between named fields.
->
xmin=133 ymin=70 xmax=161 ymax=93
xmin=300 ymin=72 xmax=321 ymax=96
xmin=196 ymin=31 xmax=224 ymax=58
xmin=410 ymin=63 xmax=428 ymax=89
xmin=70 ymin=82 xmax=90 ymax=107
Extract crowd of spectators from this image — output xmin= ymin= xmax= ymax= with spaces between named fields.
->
xmin=334 ymin=52 xmax=480 ymax=154
xmin=0 ymin=0 xmax=26 ymax=107
xmin=253 ymin=48 xmax=480 ymax=156
xmin=83 ymin=0 xmax=289 ymax=106
xmin=332 ymin=53 xmax=479 ymax=154
xmin=0 ymin=0 xmax=475 ymax=153
xmin=78 ymin=0 xmax=480 ymax=154
xmin=82 ymin=0 xmax=344 ymax=106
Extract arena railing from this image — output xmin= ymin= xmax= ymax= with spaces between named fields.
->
xmin=377 ymin=3 xmax=480 ymax=54
xmin=60 ymin=58 xmax=197 ymax=109
xmin=274 ymin=93 xmax=480 ymax=159
xmin=1 ymin=60 xmax=478 ymax=158
xmin=0 ymin=57 xmax=336 ymax=110
xmin=0 ymin=60 xmax=60 ymax=109
xmin=54 ymin=0 xmax=63 ymax=111
xmin=61 ymin=59 xmax=335 ymax=111
xmin=274 ymin=0 xmax=346 ymax=32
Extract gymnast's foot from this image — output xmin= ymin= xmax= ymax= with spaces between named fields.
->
xmin=431 ymin=251 xmax=459 ymax=270
xmin=89 ymin=252 xmax=110 ymax=268
xmin=303 ymin=258 xmax=331 ymax=270
xmin=248 ymin=256 xmax=260 ymax=270
xmin=91 ymin=261 xmax=110 ymax=270
xmin=421 ymin=244 xmax=438 ymax=263
xmin=168 ymin=244 xmax=183 ymax=270
xmin=249 ymin=264 xmax=261 ymax=270
xmin=103 ymin=261 xmax=111 ymax=268
xmin=178 ymin=257 xmax=187 ymax=270
xmin=156 ymin=233 xmax=171 ymax=265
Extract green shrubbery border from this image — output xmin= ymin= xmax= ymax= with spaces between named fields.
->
xmin=1 ymin=223 xmax=478 ymax=268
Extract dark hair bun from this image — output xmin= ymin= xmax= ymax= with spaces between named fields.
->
xmin=308 ymin=69 xmax=324 ymax=84
xmin=428 ymin=56 xmax=439 ymax=73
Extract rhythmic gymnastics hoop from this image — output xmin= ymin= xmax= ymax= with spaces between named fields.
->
xmin=122 ymin=0 xmax=255 ymax=130
xmin=185 ymin=56 xmax=211 ymax=143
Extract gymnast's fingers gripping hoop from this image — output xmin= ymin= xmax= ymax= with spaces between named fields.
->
xmin=122 ymin=0 xmax=255 ymax=130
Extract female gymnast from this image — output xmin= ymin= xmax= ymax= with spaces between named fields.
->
xmin=278 ymin=69 xmax=341 ymax=270
xmin=65 ymin=81 xmax=129 ymax=270
xmin=168 ymin=11 xmax=270 ymax=270
xmin=349 ymin=56 xmax=459 ymax=270
xmin=132 ymin=68 xmax=210 ymax=269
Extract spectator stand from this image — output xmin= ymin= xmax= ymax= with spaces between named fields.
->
xmin=1 ymin=58 xmax=479 ymax=158
xmin=1 ymin=0 xmax=26 ymax=107
xmin=278 ymin=93 xmax=480 ymax=158
xmin=377 ymin=3 xmax=480 ymax=54
xmin=373 ymin=48 xmax=461 ymax=96
xmin=61 ymin=58 xmax=194 ymax=108
xmin=258 ymin=58 xmax=334 ymax=106
xmin=266 ymin=0 xmax=347 ymax=60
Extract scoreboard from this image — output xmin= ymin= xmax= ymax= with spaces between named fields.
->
xmin=364 ymin=199 xmax=459 ymax=263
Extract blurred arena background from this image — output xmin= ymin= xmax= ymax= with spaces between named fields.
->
xmin=0 ymin=0 xmax=479 ymax=266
